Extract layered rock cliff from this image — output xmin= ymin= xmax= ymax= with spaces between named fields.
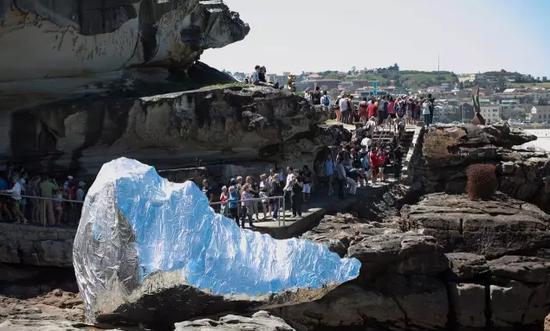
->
xmin=7 ymin=86 xmax=344 ymax=179
xmin=0 ymin=0 xmax=249 ymax=82
xmin=276 ymin=193 xmax=550 ymax=331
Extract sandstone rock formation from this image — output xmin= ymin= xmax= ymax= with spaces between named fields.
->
xmin=0 ymin=289 xmax=83 ymax=331
xmin=0 ymin=0 xmax=249 ymax=159
xmin=276 ymin=193 xmax=550 ymax=331
xmin=0 ymin=0 xmax=249 ymax=83
xmin=7 ymin=86 xmax=344 ymax=181
xmin=175 ymin=311 xmax=295 ymax=331
xmin=401 ymin=192 xmax=550 ymax=258
xmin=408 ymin=124 xmax=550 ymax=212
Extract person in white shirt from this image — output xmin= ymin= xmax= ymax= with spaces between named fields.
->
xmin=339 ymin=96 xmax=350 ymax=123
xmin=422 ymin=100 xmax=431 ymax=127
xmin=283 ymin=167 xmax=295 ymax=212
xmin=2 ymin=177 xmax=28 ymax=224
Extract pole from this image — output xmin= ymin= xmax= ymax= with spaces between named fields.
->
xmin=282 ymin=196 xmax=286 ymax=226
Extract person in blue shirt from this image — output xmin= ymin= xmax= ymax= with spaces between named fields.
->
xmin=228 ymin=186 xmax=239 ymax=225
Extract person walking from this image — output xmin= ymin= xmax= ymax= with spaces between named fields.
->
xmin=2 ymin=176 xmax=28 ymax=224
xmin=269 ymin=174 xmax=283 ymax=219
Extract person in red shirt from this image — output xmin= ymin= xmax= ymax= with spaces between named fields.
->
xmin=367 ymin=98 xmax=378 ymax=120
xmin=376 ymin=147 xmax=387 ymax=182
xmin=369 ymin=147 xmax=379 ymax=180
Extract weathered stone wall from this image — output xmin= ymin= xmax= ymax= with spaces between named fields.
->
xmin=0 ymin=223 xmax=75 ymax=267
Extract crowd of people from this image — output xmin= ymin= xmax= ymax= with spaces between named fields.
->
xmin=335 ymin=93 xmax=436 ymax=128
xmin=202 ymin=165 xmax=314 ymax=228
xmin=305 ymin=89 xmax=436 ymax=129
xmin=0 ymin=163 xmax=87 ymax=226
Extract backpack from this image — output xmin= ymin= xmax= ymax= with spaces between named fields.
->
xmin=322 ymin=95 xmax=330 ymax=106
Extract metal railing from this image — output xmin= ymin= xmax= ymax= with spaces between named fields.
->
xmin=0 ymin=192 xmax=83 ymax=227
xmin=209 ymin=195 xmax=287 ymax=226
xmin=0 ymin=192 xmax=288 ymax=228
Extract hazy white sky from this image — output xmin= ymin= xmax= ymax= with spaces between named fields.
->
xmin=202 ymin=0 xmax=550 ymax=77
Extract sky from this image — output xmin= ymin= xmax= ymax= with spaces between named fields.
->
xmin=202 ymin=0 xmax=550 ymax=77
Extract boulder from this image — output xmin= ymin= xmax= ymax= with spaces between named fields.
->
xmin=488 ymin=255 xmax=550 ymax=284
xmin=402 ymin=193 xmax=550 ymax=258
xmin=446 ymin=253 xmax=488 ymax=281
xmin=174 ymin=311 xmax=295 ymax=331
xmin=348 ymin=232 xmax=449 ymax=280
xmin=73 ymin=158 xmax=360 ymax=327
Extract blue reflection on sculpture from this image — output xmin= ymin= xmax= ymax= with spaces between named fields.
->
xmin=112 ymin=158 xmax=360 ymax=296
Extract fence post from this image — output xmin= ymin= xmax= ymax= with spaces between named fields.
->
xmin=282 ymin=196 xmax=286 ymax=226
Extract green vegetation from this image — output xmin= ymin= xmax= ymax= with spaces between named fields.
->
xmin=314 ymin=68 xmax=458 ymax=91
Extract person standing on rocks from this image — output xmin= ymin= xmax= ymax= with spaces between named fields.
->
xmin=311 ymin=86 xmax=322 ymax=105
xmin=422 ymin=98 xmax=431 ymax=127
xmin=428 ymin=93 xmax=435 ymax=124
xmin=320 ymin=91 xmax=331 ymax=109
xmin=358 ymin=97 xmax=369 ymax=124
xmin=339 ymin=94 xmax=351 ymax=124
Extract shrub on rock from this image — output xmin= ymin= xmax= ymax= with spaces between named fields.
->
xmin=466 ymin=164 xmax=497 ymax=200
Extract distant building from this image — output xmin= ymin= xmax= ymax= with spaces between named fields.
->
xmin=295 ymin=79 xmax=340 ymax=92
xmin=480 ymin=104 xmax=502 ymax=124
xmin=531 ymin=106 xmax=550 ymax=123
